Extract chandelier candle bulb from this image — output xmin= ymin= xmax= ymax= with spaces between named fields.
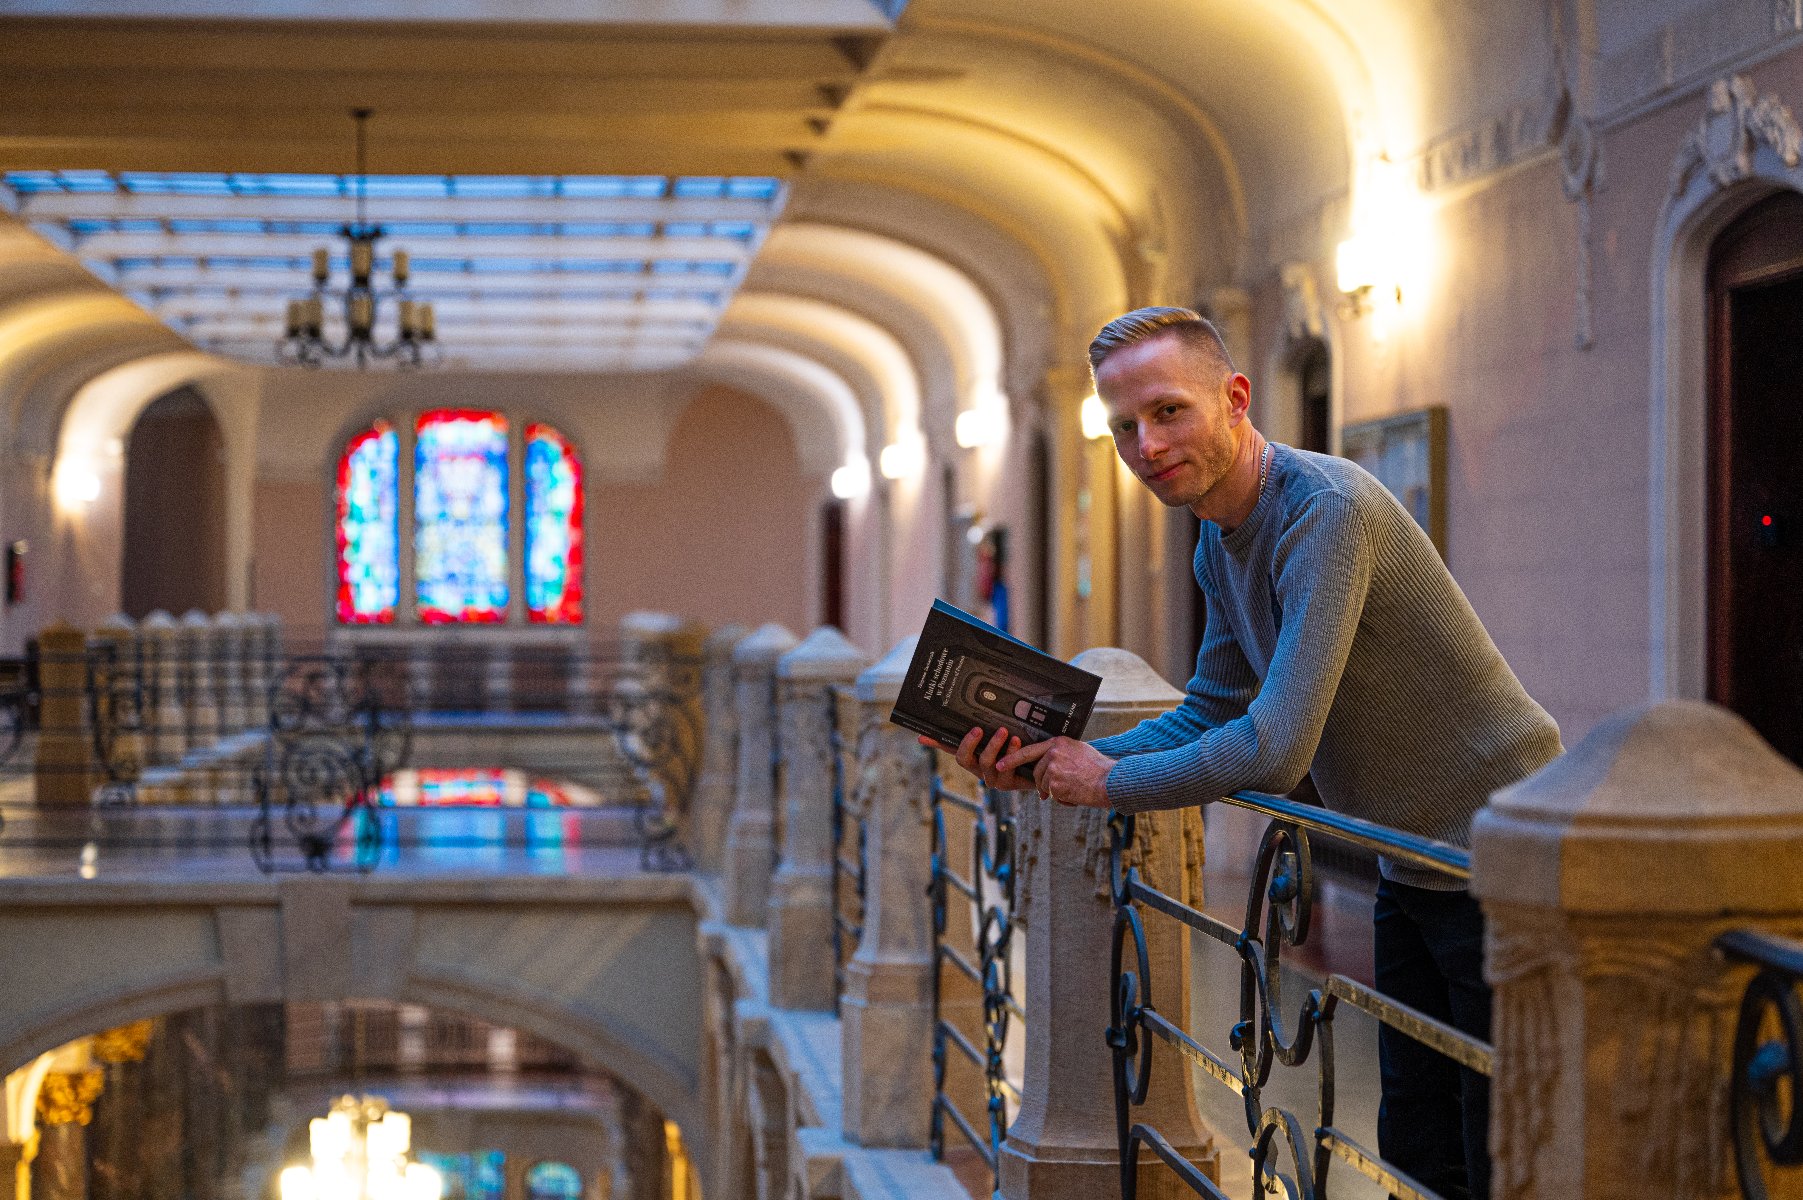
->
xmin=420 ymin=304 xmax=435 ymax=340
xmin=305 ymin=296 xmax=324 ymax=335
xmin=392 ymin=249 xmax=409 ymax=286
xmin=312 ymin=247 xmax=330 ymax=284
xmin=351 ymin=239 xmax=374 ymax=284
xmin=285 ymin=300 xmax=303 ymax=337
xmin=349 ymin=293 xmax=374 ymax=336
xmin=398 ymin=300 xmax=416 ymax=338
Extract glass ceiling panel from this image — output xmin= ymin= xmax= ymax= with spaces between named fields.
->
xmin=10 ymin=169 xmax=781 ymax=369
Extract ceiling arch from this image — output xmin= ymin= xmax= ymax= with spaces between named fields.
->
xmin=682 ymin=339 xmax=865 ymax=478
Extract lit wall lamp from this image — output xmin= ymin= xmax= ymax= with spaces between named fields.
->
xmin=954 ymin=389 xmax=1009 ymax=449
xmin=52 ymin=458 xmax=101 ymax=511
xmin=1335 ymin=155 xmax=1423 ymax=321
xmin=830 ymin=455 xmax=871 ymax=500
xmin=879 ymin=434 xmax=926 ymax=481
xmin=1079 ymin=393 xmax=1111 ymax=440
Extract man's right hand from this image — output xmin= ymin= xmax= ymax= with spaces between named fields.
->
xmin=917 ymin=727 xmax=1038 ymax=791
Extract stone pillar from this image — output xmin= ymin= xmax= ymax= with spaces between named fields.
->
xmin=32 ymin=624 xmax=97 ymax=809
xmin=691 ymin=623 xmax=748 ymax=873
xmin=179 ymin=611 xmax=218 ymax=753
xmin=619 ymin=1090 xmax=668 ymax=1200
xmin=33 ymin=1068 xmax=103 ymax=1200
xmin=241 ymin=614 xmax=272 ymax=731
xmin=767 ymin=627 xmax=868 ymax=1011
xmin=139 ymin=612 xmax=185 ymax=767
xmin=723 ymin=624 xmax=797 ymax=927
xmin=841 ymin=636 xmax=938 ymax=1146
xmin=0 ymin=1139 xmax=31 ymax=1200
xmin=1472 ymin=700 xmax=1803 ymax=1200
xmin=88 ymin=1021 xmax=153 ymax=1200
xmin=1000 ymin=648 xmax=1213 ymax=1200
xmin=212 ymin=612 xmax=246 ymax=735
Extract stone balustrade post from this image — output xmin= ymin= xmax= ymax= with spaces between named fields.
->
xmin=179 ymin=610 xmax=219 ymax=752
xmin=241 ymin=613 xmax=272 ymax=730
xmin=691 ymin=623 xmax=748 ymax=873
xmin=31 ymin=623 xmax=97 ymax=809
xmin=723 ymin=623 xmax=798 ymax=927
xmin=139 ymin=611 xmax=184 ymax=765
xmin=767 ymin=626 xmax=868 ymax=1010
xmin=0 ymin=1138 xmax=31 ymax=1200
xmin=484 ymin=641 xmax=513 ymax=713
xmin=213 ymin=611 xmax=246 ymax=735
xmin=1472 ymin=700 xmax=1803 ymax=1200
xmin=1000 ymin=648 xmax=1213 ymax=1199
xmin=840 ymin=635 xmax=938 ymax=1146
xmin=621 ymin=612 xmax=706 ymax=826
xmin=86 ymin=615 xmax=143 ymax=783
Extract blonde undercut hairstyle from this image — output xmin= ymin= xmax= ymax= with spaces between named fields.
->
xmin=1087 ymin=306 xmax=1234 ymax=379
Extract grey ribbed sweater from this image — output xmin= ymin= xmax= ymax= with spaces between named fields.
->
xmin=1091 ymin=444 xmax=1562 ymax=889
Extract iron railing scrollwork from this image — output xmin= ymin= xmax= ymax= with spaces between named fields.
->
xmin=829 ymin=685 xmax=866 ymax=1015
xmin=1106 ymin=792 xmax=1489 ymax=1200
xmin=83 ymin=641 xmax=152 ymax=805
xmin=1718 ymin=927 xmax=1803 ymax=1200
xmin=595 ymin=642 xmax=703 ymax=871
xmin=929 ymin=773 xmax=1023 ymax=1198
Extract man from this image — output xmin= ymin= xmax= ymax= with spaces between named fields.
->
xmin=947 ymin=306 xmax=1561 ymax=1200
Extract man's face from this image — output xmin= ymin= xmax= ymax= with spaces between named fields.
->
xmin=1094 ymin=333 xmax=1243 ymax=511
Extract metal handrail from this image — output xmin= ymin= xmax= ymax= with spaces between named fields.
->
xmin=1717 ymin=927 xmax=1803 ymax=1199
xmin=1107 ymin=793 xmax=1488 ymax=1200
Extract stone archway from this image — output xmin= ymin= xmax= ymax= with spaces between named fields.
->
xmin=121 ymin=387 xmax=227 ymax=619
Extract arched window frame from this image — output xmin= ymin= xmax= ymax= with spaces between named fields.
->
xmin=330 ymin=409 xmax=586 ymax=627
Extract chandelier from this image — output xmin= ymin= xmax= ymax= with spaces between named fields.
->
xmin=279 ymin=1094 xmax=443 ymax=1200
xmin=281 ymin=109 xmax=437 ymax=368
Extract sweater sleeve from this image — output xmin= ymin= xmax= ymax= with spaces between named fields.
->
xmin=1102 ymin=492 xmax=1374 ymax=813
xmin=1088 ymin=585 xmax=1259 ymax=757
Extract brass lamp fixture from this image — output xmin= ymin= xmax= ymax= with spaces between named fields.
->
xmin=281 ymin=109 xmax=436 ymax=368
xmin=279 ymin=1094 xmax=443 ymax=1200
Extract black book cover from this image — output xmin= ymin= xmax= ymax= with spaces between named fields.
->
xmin=889 ymin=599 xmax=1102 ymax=750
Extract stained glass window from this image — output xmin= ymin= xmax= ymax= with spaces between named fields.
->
xmin=415 ymin=409 xmax=509 ymax=623
xmin=334 ymin=420 xmax=400 ymax=624
xmin=524 ymin=423 xmax=584 ymax=623
xmin=525 ymin=1164 xmax=582 ymax=1200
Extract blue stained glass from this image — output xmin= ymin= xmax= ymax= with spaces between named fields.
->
xmin=335 ymin=421 xmax=400 ymax=624
xmin=524 ymin=423 xmax=583 ymax=624
xmin=415 ymin=409 xmax=509 ymax=624
xmin=524 ymin=1164 xmax=582 ymax=1200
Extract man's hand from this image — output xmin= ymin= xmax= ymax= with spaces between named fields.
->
xmin=998 ymin=736 xmax=1115 ymax=809
xmin=917 ymin=727 xmax=1036 ymax=792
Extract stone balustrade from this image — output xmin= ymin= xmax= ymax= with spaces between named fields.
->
xmin=27 ymin=611 xmax=281 ymax=811
xmin=697 ymin=624 xmax=1803 ymax=1200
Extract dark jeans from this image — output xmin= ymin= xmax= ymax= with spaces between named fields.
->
xmin=1374 ymin=877 xmax=1492 ymax=1200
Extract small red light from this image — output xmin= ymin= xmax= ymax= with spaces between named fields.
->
xmin=1763 ymin=514 xmax=1775 ymax=526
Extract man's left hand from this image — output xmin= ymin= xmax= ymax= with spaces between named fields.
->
xmin=996 ymin=737 xmax=1115 ymax=809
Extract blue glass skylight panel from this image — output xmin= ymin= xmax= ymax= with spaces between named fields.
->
xmin=726 ymin=177 xmax=781 ymax=200
xmin=60 ymin=171 xmax=118 ymax=193
xmin=559 ymin=222 xmax=656 ymax=238
xmin=450 ymin=176 xmax=556 ymax=197
xmin=235 ymin=174 xmax=344 ymax=196
xmin=651 ymin=260 xmax=736 ymax=276
xmin=168 ymin=218 xmax=266 ymax=234
xmin=4 ymin=171 xmax=63 ymax=194
xmin=643 ymin=287 xmax=723 ymax=304
xmin=383 ymin=222 xmax=463 ymax=239
xmin=559 ymin=176 xmax=665 ymax=198
xmin=120 ymin=172 xmax=232 ymax=195
xmin=262 ymin=221 xmax=341 ymax=237
xmin=662 ymin=220 xmax=759 ymax=241
xmin=673 ymin=177 xmax=727 ymax=198
xmin=357 ymin=175 xmax=452 ymax=197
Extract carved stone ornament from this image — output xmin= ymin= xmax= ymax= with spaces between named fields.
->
xmin=1669 ymin=74 xmax=1803 ymax=200
xmin=1279 ymin=264 xmax=1325 ymax=346
xmin=91 ymin=1019 xmax=155 ymax=1065
xmin=35 ymin=1069 xmax=104 ymax=1127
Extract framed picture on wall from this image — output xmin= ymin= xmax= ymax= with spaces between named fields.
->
xmin=1340 ymin=406 xmax=1448 ymax=557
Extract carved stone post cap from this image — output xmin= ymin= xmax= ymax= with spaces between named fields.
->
xmin=99 ymin=613 xmax=135 ymax=632
xmin=140 ymin=610 xmax=179 ymax=634
xmin=213 ymin=611 xmax=242 ymax=629
xmin=778 ymin=626 xmax=867 ymax=682
xmin=855 ymin=635 xmax=919 ymax=704
xmin=705 ymin=622 xmax=750 ymax=654
xmin=1473 ymin=700 xmax=1803 ymax=914
xmin=622 ymin=610 xmax=686 ymax=637
xmin=1071 ymin=646 xmax=1182 ymax=739
xmin=36 ymin=622 xmax=84 ymax=645
xmin=732 ymin=622 xmax=798 ymax=668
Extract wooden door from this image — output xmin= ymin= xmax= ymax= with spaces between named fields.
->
xmin=1707 ymin=189 xmax=1803 ymax=765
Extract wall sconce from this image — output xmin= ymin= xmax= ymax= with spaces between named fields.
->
xmin=1336 ymin=155 xmax=1423 ymax=320
xmin=1079 ymin=393 xmax=1110 ymax=440
xmin=52 ymin=458 xmax=101 ymax=510
xmin=879 ymin=435 xmax=925 ymax=481
xmin=830 ymin=455 xmax=871 ymax=500
xmin=955 ymin=387 xmax=1009 ymax=449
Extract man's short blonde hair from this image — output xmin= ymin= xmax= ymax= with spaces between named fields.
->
xmin=1088 ymin=306 xmax=1234 ymax=377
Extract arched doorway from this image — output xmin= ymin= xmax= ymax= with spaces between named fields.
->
xmin=121 ymin=386 xmax=226 ymax=618
xmin=1292 ymin=338 xmax=1332 ymax=453
xmin=1706 ymin=189 xmax=1803 ymax=765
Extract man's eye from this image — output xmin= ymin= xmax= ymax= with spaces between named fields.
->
xmin=1161 ymin=405 xmax=1180 ymax=417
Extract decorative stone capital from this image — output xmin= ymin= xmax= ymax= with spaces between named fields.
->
xmin=732 ymin=623 xmax=798 ymax=674
xmin=1670 ymin=74 xmax=1802 ymax=200
xmin=34 ymin=1071 xmax=103 ymax=1127
xmin=1472 ymin=701 xmax=1803 ymax=1200
xmin=90 ymin=1019 xmax=154 ymax=1065
xmin=853 ymin=634 xmax=916 ymax=706
xmin=776 ymin=626 xmax=865 ymax=684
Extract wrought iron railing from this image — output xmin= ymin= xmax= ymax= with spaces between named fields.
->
xmin=929 ymin=772 xmax=1024 ymax=1197
xmin=828 ymin=684 xmax=866 ymax=1016
xmin=0 ymin=638 xmax=704 ymax=874
xmin=1718 ymin=927 xmax=1803 ymax=1200
xmin=1105 ymin=791 xmax=1487 ymax=1200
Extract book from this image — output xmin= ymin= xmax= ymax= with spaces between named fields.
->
xmin=889 ymin=599 xmax=1102 ymax=750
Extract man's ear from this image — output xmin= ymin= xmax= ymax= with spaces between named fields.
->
xmin=1224 ymin=372 xmax=1253 ymax=421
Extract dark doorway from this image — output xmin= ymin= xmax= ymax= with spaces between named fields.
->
xmin=1707 ymin=190 xmax=1803 ymax=765
xmin=1296 ymin=340 xmax=1331 ymax=453
xmin=122 ymin=387 xmax=227 ymax=618
xmin=821 ymin=498 xmax=846 ymax=631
